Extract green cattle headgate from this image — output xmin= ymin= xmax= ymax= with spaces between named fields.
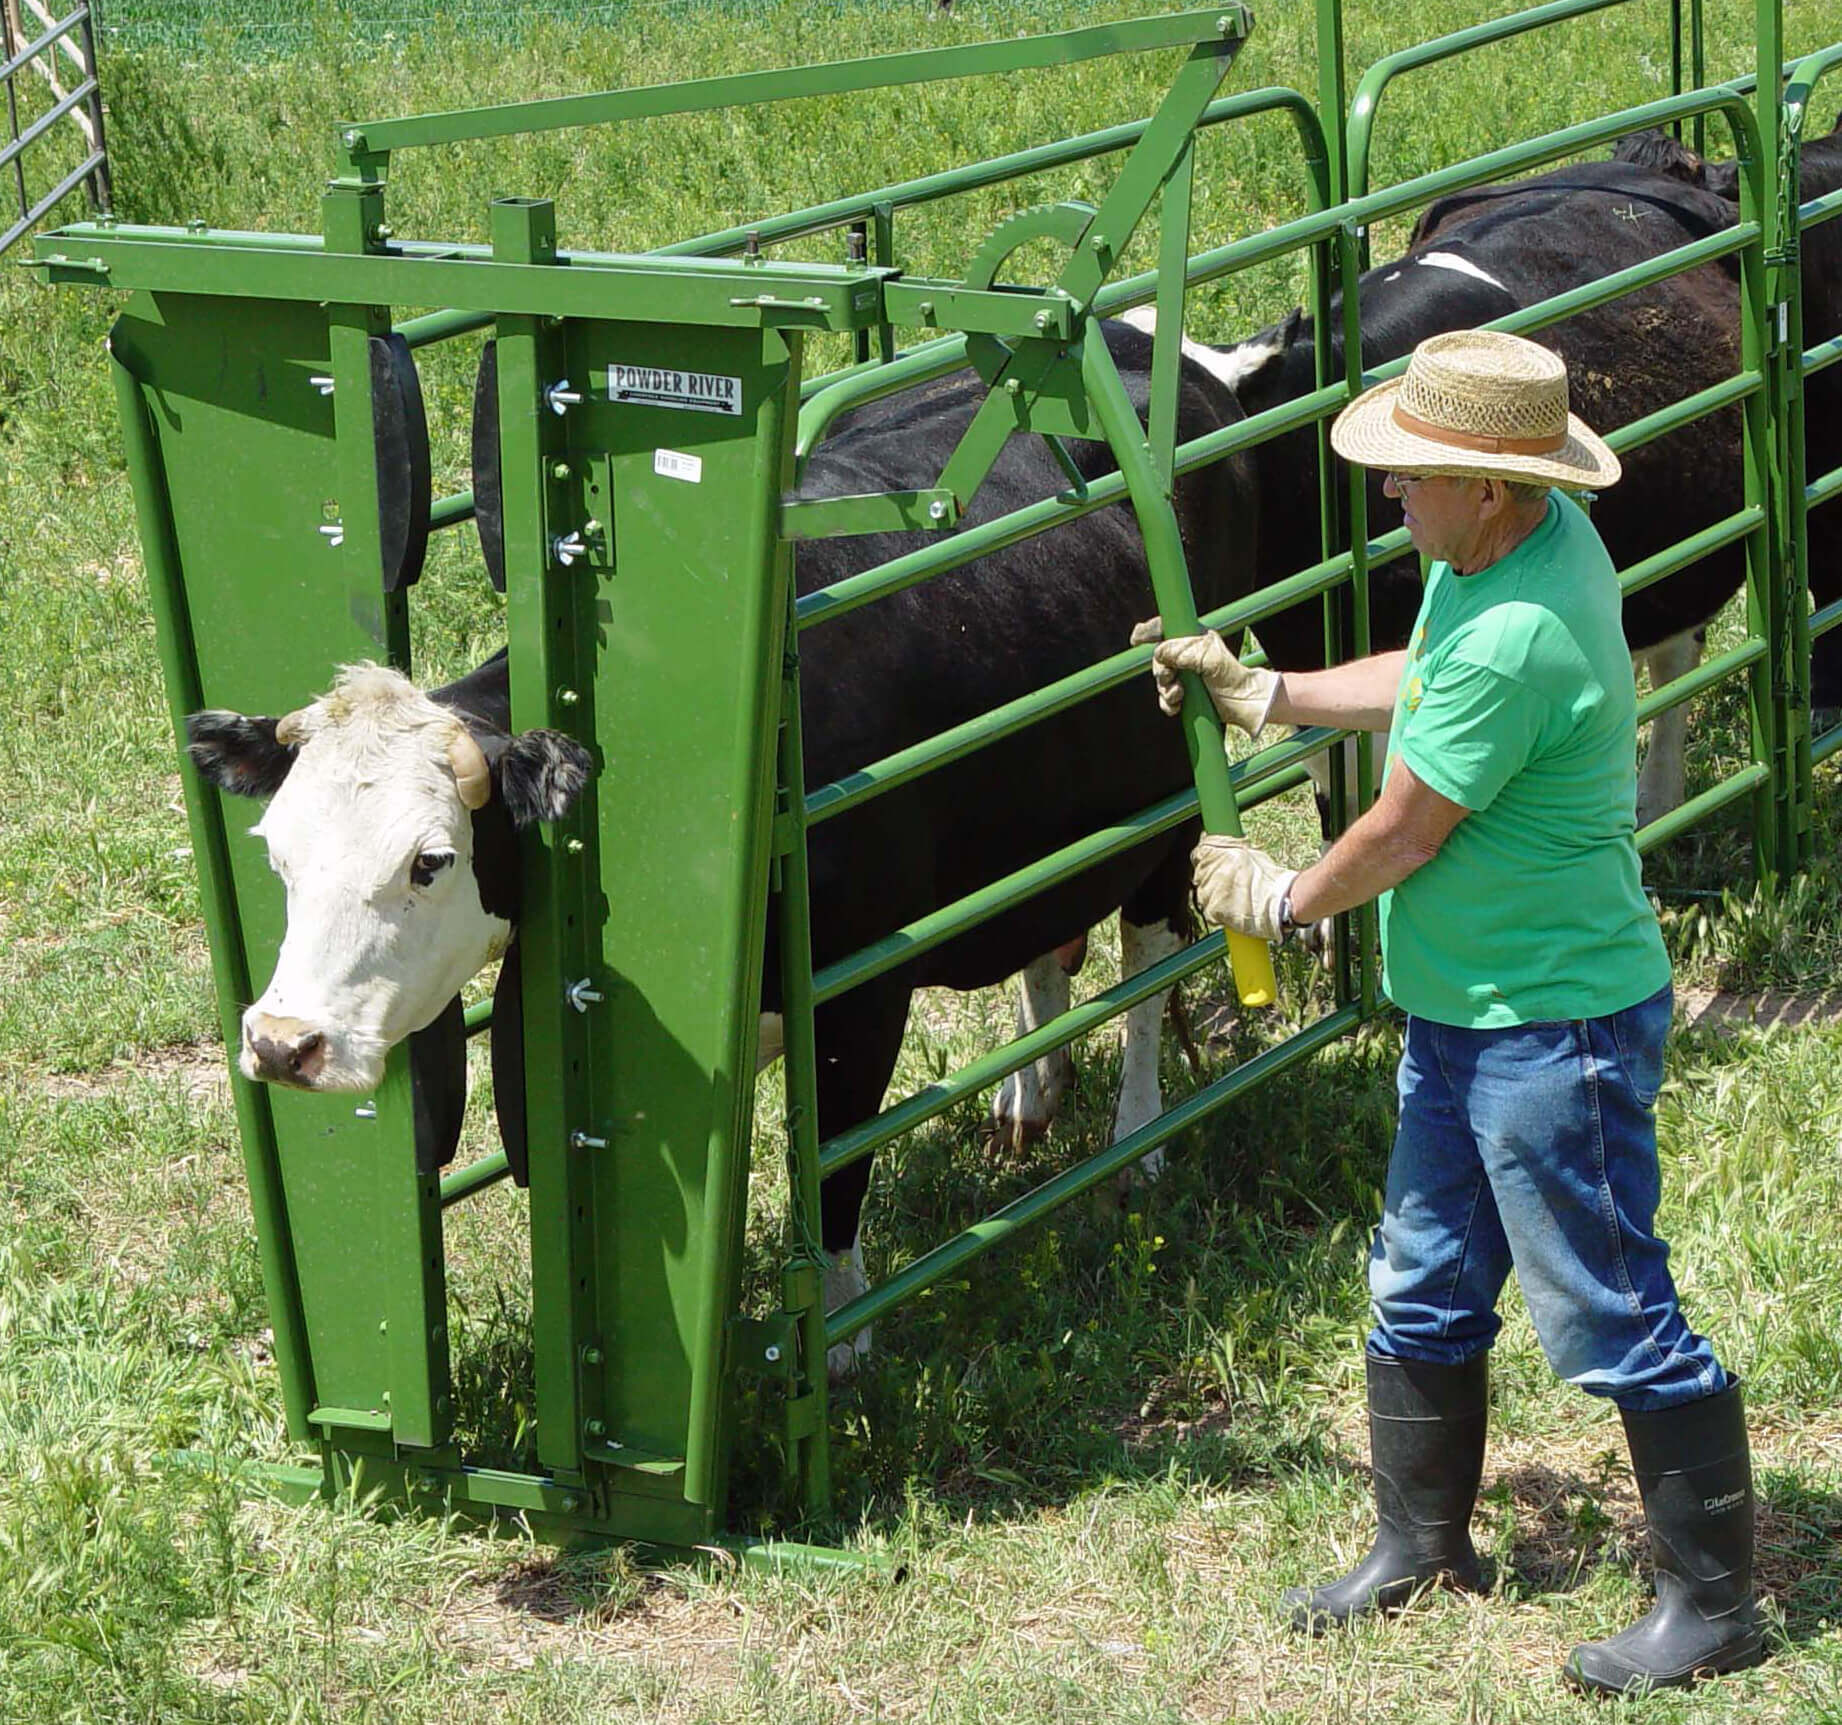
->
xmin=34 ymin=0 xmax=1838 ymax=1562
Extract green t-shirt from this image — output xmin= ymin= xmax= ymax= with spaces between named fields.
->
xmin=1379 ymin=491 xmax=1670 ymax=1028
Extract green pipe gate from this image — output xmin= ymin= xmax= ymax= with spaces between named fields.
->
xmin=34 ymin=0 xmax=1837 ymax=1559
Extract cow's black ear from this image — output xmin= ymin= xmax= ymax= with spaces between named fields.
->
xmin=497 ymin=729 xmax=594 ymax=827
xmin=185 ymin=711 xmax=297 ymax=799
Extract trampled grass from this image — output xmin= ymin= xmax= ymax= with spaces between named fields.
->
xmin=3 ymin=0 xmax=1842 ymax=1718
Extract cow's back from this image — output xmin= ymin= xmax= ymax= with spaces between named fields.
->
xmin=1412 ymin=163 xmax=1748 ymax=653
xmin=784 ymin=321 xmax=1255 ymax=988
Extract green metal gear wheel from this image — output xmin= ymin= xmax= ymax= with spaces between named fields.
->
xmin=962 ymin=199 xmax=1097 ymax=295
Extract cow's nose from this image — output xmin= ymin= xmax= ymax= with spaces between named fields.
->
xmin=245 ymin=1014 xmax=328 ymax=1086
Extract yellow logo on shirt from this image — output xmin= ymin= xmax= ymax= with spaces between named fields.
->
xmin=1406 ymin=674 xmax=1424 ymax=713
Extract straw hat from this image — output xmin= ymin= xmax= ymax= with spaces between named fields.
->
xmin=1330 ymin=329 xmax=1621 ymax=492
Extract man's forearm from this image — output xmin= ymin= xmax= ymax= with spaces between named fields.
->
xmin=1268 ymin=649 xmax=1408 ymax=732
xmin=1288 ymin=789 xmax=1448 ymax=924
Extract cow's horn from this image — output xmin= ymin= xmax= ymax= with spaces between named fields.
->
xmin=448 ymin=727 xmax=492 ymax=809
xmin=274 ymin=709 xmax=312 ymax=746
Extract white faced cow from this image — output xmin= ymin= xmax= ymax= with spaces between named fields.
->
xmin=188 ymin=657 xmax=589 ymax=1092
xmin=189 ymin=318 xmax=1260 ymax=1378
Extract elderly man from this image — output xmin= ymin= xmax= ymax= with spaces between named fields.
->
xmin=1149 ymin=330 xmax=1759 ymax=1694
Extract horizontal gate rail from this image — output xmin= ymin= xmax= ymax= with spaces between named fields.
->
xmin=1618 ymin=506 xmax=1767 ymax=600
xmin=1347 ymin=0 xmax=1672 ymax=223
xmin=819 ymin=929 xmax=1236 ymax=1177
xmin=794 ymin=381 xmax=1348 ymax=629
xmin=394 ymin=306 xmax=496 ymax=348
xmin=0 ymin=142 xmax=97 ymax=254
xmin=801 ymin=556 xmax=1377 ymax=828
xmin=1605 ymin=371 xmax=1764 ymax=454
xmin=666 ymin=86 xmax=1325 ymax=266
xmin=0 ymin=68 xmax=91 ymax=172
xmin=428 ymin=491 xmax=476 ymax=532
xmin=1638 ymin=763 xmax=1772 ymax=850
xmin=0 ymin=0 xmax=107 ymax=257
xmin=440 ymin=1150 xmax=512 ymax=1207
xmin=825 ymin=1005 xmax=1363 ymax=1350
xmin=795 ymin=80 xmax=1760 ymax=468
xmin=810 ymin=787 xmax=1201 ymax=1006
xmin=1637 ymin=637 xmax=1769 ymax=725
xmin=1803 ymin=332 xmax=1842 ymax=379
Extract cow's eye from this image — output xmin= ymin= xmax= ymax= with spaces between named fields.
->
xmin=411 ymin=850 xmax=456 ymax=888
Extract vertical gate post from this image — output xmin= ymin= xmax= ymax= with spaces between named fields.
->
xmin=1313 ymin=0 xmax=1368 ymax=1010
xmin=1779 ymin=49 xmax=1818 ymax=869
xmin=491 ymin=196 xmax=599 ymax=1492
xmin=775 ymin=578 xmax=834 ymax=1518
xmin=1745 ymin=0 xmax=1793 ymax=881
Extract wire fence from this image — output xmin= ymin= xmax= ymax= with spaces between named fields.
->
xmin=87 ymin=0 xmax=978 ymax=55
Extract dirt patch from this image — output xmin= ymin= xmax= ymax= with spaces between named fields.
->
xmin=35 ymin=1040 xmax=230 ymax=1103
xmin=1677 ymin=987 xmax=1842 ymax=1033
xmin=434 ymin=1557 xmax=745 ymax=1686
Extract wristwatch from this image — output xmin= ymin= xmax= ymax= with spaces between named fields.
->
xmin=1278 ymin=889 xmax=1299 ymax=937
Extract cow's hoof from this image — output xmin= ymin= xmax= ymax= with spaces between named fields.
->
xmin=984 ymin=1107 xmax=1052 ymax=1153
xmin=1107 ymin=1143 xmax=1166 ymax=1208
xmin=823 ymin=1240 xmax=870 ymax=1382
xmin=827 ymin=1329 xmax=872 ymax=1382
xmin=989 ymin=1051 xmax=1073 ymax=1150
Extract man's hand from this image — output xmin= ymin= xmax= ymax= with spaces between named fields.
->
xmin=1131 ymin=618 xmax=1280 ymax=736
xmin=1191 ymin=835 xmax=1298 ymax=941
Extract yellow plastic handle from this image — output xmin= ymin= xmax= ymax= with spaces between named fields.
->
xmin=1225 ymin=928 xmax=1277 ymax=1009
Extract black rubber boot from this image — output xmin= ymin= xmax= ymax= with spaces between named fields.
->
xmin=1566 ymin=1380 xmax=1765 ymax=1695
xmin=1284 ymin=1351 xmax=1489 ymax=1634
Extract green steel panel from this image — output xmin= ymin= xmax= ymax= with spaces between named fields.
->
xmin=110 ymin=291 xmax=452 ymax=1449
xmin=559 ymin=315 xmax=795 ymax=1520
xmin=485 ymin=233 xmax=794 ymax=1527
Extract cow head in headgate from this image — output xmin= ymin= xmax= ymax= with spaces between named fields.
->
xmin=185 ymin=660 xmax=592 ymax=1095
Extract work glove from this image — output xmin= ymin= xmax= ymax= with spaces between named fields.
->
xmin=1131 ymin=618 xmax=1280 ymax=737
xmin=1191 ymin=835 xmax=1298 ymax=942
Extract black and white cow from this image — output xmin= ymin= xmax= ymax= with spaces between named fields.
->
xmin=1612 ymin=116 xmax=1842 ymax=730
xmin=1134 ymin=146 xmax=1841 ymax=824
xmin=185 ymin=319 xmax=1257 ymax=1375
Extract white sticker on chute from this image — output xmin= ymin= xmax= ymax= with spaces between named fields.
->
xmin=654 ymin=448 xmax=703 ymax=484
xmin=610 ymin=363 xmax=741 ymax=415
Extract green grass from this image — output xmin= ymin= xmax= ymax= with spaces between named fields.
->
xmin=4 ymin=0 xmax=1842 ymax=1718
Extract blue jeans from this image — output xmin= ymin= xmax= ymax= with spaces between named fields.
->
xmin=1368 ymin=984 xmax=1726 ymax=1412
